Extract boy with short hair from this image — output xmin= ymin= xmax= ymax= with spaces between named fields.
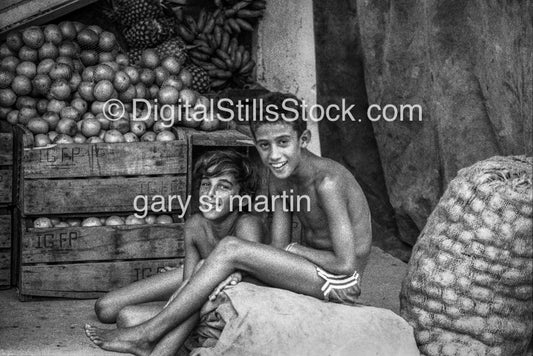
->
xmin=85 ymin=92 xmax=372 ymax=356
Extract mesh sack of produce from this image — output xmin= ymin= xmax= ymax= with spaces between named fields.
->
xmin=400 ymin=155 xmax=533 ymax=356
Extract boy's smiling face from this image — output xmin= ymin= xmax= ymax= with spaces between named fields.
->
xmin=254 ymin=123 xmax=309 ymax=179
xmin=199 ymin=173 xmax=241 ymax=221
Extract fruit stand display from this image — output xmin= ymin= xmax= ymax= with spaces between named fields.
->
xmin=0 ymin=0 xmax=269 ymax=299
xmin=0 ymin=121 xmax=13 ymax=287
xmin=13 ymin=124 xmax=188 ymax=299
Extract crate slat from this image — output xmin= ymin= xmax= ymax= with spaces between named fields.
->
xmin=19 ymin=258 xmax=182 ymax=299
xmin=0 ymin=250 xmax=10 ymax=287
xmin=0 ymin=168 xmax=12 ymax=204
xmin=0 ymin=132 xmax=13 ymax=164
xmin=0 ymin=211 xmax=11 ymax=249
xmin=185 ymin=128 xmax=254 ymax=146
xmin=22 ymin=175 xmax=187 ymax=215
xmin=22 ymin=223 xmax=184 ymax=263
xmin=22 ymin=141 xmax=187 ymax=179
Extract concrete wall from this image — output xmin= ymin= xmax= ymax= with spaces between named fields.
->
xmin=255 ymin=0 xmax=320 ymax=155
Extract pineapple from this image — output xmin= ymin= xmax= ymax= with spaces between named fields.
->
xmin=186 ymin=64 xmax=211 ymax=93
xmin=124 ymin=18 xmax=176 ymax=49
xmin=113 ymin=0 xmax=166 ymax=28
xmin=156 ymin=37 xmax=188 ymax=65
xmin=127 ymin=47 xmax=144 ymax=65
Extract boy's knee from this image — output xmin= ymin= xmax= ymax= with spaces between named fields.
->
xmin=94 ymin=296 xmax=117 ymax=324
xmin=214 ymin=236 xmax=242 ymax=259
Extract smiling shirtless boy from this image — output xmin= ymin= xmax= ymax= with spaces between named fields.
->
xmin=85 ymin=92 xmax=373 ymax=356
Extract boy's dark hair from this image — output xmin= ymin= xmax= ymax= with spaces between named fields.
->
xmin=193 ymin=150 xmax=258 ymax=198
xmin=249 ymin=92 xmax=307 ymax=139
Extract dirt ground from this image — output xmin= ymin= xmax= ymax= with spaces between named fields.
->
xmin=0 ymin=247 xmax=408 ymax=355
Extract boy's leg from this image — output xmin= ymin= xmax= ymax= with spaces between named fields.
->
xmin=116 ymin=303 xmax=165 ymax=328
xmin=85 ymin=237 xmax=324 ymax=355
xmin=150 ymin=313 xmax=199 ymax=356
xmin=95 ymin=265 xmax=184 ymax=323
xmin=117 ymin=304 xmax=200 ymax=356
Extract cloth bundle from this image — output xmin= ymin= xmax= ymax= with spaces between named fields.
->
xmin=400 ymin=156 xmax=533 ymax=356
xmin=185 ymin=282 xmax=419 ymax=356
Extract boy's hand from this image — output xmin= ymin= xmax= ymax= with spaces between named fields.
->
xmin=209 ymin=272 xmax=242 ymax=301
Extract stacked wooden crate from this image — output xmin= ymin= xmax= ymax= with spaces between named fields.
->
xmin=0 ymin=122 xmax=13 ymax=288
xmin=13 ymin=125 xmax=188 ymax=299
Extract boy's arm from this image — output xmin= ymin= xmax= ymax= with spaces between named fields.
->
xmin=269 ymin=179 xmax=292 ymax=249
xmin=289 ymin=177 xmax=360 ymax=275
xmin=183 ymin=216 xmax=202 ymax=280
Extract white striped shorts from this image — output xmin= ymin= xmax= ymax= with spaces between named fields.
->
xmin=316 ymin=266 xmax=361 ymax=305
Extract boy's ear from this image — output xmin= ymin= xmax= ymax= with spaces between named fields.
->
xmin=300 ymin=129 xmax=311 ymax=148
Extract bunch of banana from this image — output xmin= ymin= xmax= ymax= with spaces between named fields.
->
xmin=172 ymin=0 xmax=266 ymax=89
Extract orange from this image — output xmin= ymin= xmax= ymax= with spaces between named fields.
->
xmin=178 ymin=88 xmax=197 ymax=107
xmin=93 ymin=80 xmax=114 ymax=101
xmin=42 ymin=111 xmax=60 ymax=130
xmin=113 ymin=71 xmax=130 ymax=92
xmin=156 ymin=215 xmax=173 ymax=224
xmin=27 ymin=117 xmax=50 ymax=134
xmin=158 ymin=86 xmax=179 ymax=105
xmin=53 ymin=134 xmax=74 ymax=144
xmin=34 ymin=133 xmax=51 ymax=147
xmin=94 ymin=64 xmax=115 ymax=81
xmin=105 ymin=216 xmax=124 ymax=226
xmin=11 ymin=75 xmax=32 ymax=96
xmin=58 ymin=22 xmax=77 ymax=41
xmin=34 ymin=217 xmax=53 ymax=228
xmin=81 ymin=217 xmax=102 ymax=227
xmin=43 ymin=24 xmax=63 ymax=45
xmin=156 ymin=130 xmax=176 ymax=141
xmin=141 ymin=49 xmax=160 ymax=69
xmin=16 ymin=61 xmax=37 ymax=79
xmin=22 ymin=26 xmax=44 ymax=49
xmin=161 ymin=57 xmax=181 ymax=75
xmin=125 ymin=215 xmax=145 ymax=225
xmin=56 ymin=118 xmax=78 ymax=135
xmin=104 ymin=129 xmax=125 ymax=143
xmin=49 ymin=79 xmax=71 ymax=100
xmin=38 ymin=43 xmax=59 ymax=60
xmin=98 ymin=31 xmax=117 ymax=52
xmin=0 ymin=88 xmax=16 ymax=107
xmin=77 ymin=28 xmax=99 ymax=49
xmin=178 ymin=68 xmax=193 ymax=88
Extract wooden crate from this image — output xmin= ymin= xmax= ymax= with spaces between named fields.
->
xmin=13 ymin=125 xmax=188 ymax=216
xmin=17 ymin=211 xmax=184 ymax=299
xmin=12 ymin=125 xmax=189 ymax=298
xmin=0 ymin=122 xmax=13 ymax=205
xmin=0 ymin=207 xmax=12 ymax=288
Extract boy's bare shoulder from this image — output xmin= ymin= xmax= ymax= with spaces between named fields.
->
xmin=184 ymin=213 xmax=207 ymax=229
xmin=315 ymin=156 xmax=358 ymax=191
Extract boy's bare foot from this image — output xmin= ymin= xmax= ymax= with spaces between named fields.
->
xmin=84 ymin=324 xmax=154 ymax=356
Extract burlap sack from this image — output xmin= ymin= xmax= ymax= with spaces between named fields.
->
xmin=400 ymin=156 xmax=532 ymax=356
